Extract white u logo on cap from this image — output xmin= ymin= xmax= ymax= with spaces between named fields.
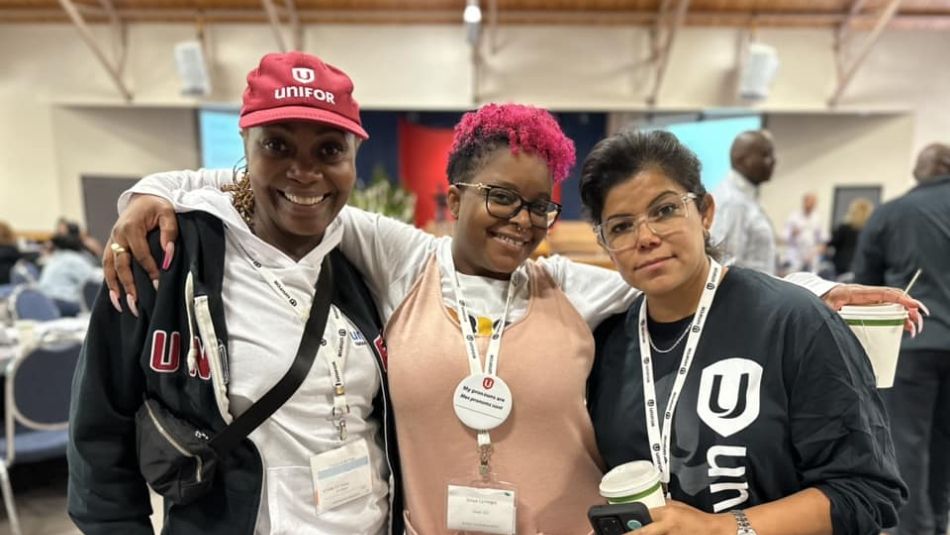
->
xmin=292 ymin=67 xmax=315 ymax=84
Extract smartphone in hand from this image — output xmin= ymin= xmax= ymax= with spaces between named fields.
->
xmin=588 ymin=502 xmax=653 ymax=534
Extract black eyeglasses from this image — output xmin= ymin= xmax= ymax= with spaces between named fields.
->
xmin=456 ymin=183 xmax=563 ymax=229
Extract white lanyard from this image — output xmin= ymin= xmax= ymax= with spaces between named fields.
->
xmin=238 ymin=244 xmax=310 ymax=320
xmin=442 ymin=247 xmax=519 ymax=476
xmin=639 ymin=258 xmax=722 ymax=484
xmin=326 ymin=308 xmax=351 ymax=441
xmin=441 ymin=246 xmax=518 ymax=379
xmin=240 ymin=245 xmax=352 ymax=441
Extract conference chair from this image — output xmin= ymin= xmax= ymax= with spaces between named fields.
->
xmin=0 ymin=340 xmax=82 ymax=535
xmin=10 ymin=287 xmax=60 ymax=322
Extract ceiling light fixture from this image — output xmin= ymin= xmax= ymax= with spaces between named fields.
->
xmin=463 ymin=0 xmax=482 ymax=24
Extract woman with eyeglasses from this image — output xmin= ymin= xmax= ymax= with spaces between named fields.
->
xmin=103 ymin=105 xmax=920 ymax=534
xmin=581 ymin=130 xmax=906 ymax=535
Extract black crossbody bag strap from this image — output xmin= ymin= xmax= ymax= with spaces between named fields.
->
xmin=208 ymin=256 xmax=334 ymax=454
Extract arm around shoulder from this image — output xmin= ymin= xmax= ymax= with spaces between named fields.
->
xmin=337 ymin=206 xmax=439 ymax=315
xmin=118 ymin=169 xmax=235 ymax=213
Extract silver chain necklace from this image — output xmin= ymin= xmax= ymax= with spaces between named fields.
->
xmin=647 ymin=323 xmax=691 ymax=354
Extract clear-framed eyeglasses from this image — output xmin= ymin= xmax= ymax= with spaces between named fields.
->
xmin=594 ymin=192 xmax=699 ymax=252
xmin=456 ymin=182 xmax=563 ymax=229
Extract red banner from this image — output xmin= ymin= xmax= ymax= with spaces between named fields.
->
xmin=398 ymin=118 xmax=454 ymax=228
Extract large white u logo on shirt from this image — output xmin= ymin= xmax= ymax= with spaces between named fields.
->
xmin=697 ymin=358 xmax=762 ymax=437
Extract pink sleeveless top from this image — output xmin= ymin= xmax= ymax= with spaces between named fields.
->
xmin=385 ymin=255 xmax=604 ymax=534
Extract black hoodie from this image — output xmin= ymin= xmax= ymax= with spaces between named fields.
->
xmin=67 ymin=211 xmax=404 ymax=535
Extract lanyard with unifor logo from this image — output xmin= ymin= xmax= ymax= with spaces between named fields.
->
xmin=638 ymin=257 xmax=722 ymax=485
xmin=441 ymin=246 xmax=519 ymax=480
xmin=238 ymin=244 xmax=352 ymax=442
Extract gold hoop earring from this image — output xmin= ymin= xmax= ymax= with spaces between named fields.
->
xmin=222 ymin=171 xmax=255 ymax=228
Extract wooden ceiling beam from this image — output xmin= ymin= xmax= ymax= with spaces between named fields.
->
xmin=5 ymin=5 xmax=950 ymax=29
xmin=652 ymin=0 xmax=673 ymax=59
xmin=261 ymin=0 xmax=288 ymax=51
xmin=285 ymin=0 xmax=302 ymax=51
xmin=97 ymin=0 xmax=127 ymax=72
xmin=648 ymin=0 xmax=690 ymax=106
xmin=838 ymin=0 xmax=870 ymax=43
xmin=829 ymin=0 xmax=902 ymax=106
xmin=57 ymin=0 xmax=132 ymax=101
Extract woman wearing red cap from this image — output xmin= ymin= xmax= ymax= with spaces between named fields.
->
xmin=68 ymin=52 xmax=403 ymax=535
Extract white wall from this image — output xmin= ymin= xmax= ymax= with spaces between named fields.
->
xmin=763 ymin=113 xmax=916 ymax=233
xmin=0 ymin=22 xmax=947 ymax=232
xmin=50 ymin=106 xmax=199 ymax=224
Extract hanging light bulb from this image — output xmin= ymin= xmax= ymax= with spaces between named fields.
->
xmin=464 ymin=0 xmax=482 ymax=24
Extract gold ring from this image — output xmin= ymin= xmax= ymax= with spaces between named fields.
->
xmin=110 ymin=242 xmax=128 ymax=255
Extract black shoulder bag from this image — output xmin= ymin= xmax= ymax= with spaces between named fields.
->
xmin=134 ymin=258 xmax=334 ymax=505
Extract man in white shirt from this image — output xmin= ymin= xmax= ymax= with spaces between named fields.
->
xmin=784 ymin=192 xmax=827 ymax=273
xmin=711 ymin=130 xmax=778 ymax=274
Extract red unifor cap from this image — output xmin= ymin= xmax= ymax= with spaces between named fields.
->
xmin=239 ymin=52 xmax=369 ymax=139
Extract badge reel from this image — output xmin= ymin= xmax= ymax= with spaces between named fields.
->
xmin=446 ymin=373 xmax=518 ymax=535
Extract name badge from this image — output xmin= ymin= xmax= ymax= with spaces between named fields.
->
xmin=453 ymin=374 xmax=513 ymax=431
xmin=446 ymin=484 xmax=516 ymax=535
xmin=310 ymin=438 xmax=373 ymax=513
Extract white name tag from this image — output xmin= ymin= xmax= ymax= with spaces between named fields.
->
xmin=310 ymin=438 xmax=373 ymax=513
xmin=446 ymin=484 xmax=516 ymax=535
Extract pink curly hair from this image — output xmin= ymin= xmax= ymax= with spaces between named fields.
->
xmin=448 ymin=103 xmax=576 ymax=184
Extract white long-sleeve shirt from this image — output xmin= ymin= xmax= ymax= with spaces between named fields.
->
xmin=711 ymin=170 xmax=777 ymax=275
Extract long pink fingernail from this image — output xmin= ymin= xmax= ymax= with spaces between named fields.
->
xmin=109 ymin=290 xmax=122 ymax=312
xmin=127 ymin=294 xmax=139 ymax=317
xmin=162 ymin=242 xmax=175 ymax=271
xmin=920 ymin=302 xmax=931 ymax=316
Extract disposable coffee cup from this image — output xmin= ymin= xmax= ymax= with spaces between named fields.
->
xmin=14 ymin=320 xmax=37 ymax=350
xmin=839 ymin=304 xmax=908 ymax=389
xmin=599 ymin=461 xmax=666 ymax=509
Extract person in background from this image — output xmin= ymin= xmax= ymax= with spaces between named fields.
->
xmin=56 ymin=218 xmax=104 ymax=260
xmin=582 ymin=129 xmax=906 ymax=535
xmin=68 ymin=51 xmax=403 ymax=535
xmin=37 ymin=231 xmax=100 ymax=316
xmin=711 ymin=130 xmax=778 ymax=274
xmin=0 ymin=220 xmax=22 ymax=285
xmin=853 ymin=142 xmax=950 ymax=535
xmin=827 ymin=197 xmax=874 ymax=279
xmin=784 ymin=192 xmax=827 ymax=273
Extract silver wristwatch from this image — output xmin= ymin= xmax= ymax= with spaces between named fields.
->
xmin=729 ymin=510 xmax=758 ymax=535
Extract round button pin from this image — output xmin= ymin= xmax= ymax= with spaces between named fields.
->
xmin=452 ymin=374 xmax=513 ymax=431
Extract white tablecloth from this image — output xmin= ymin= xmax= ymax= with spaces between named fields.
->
xmin=0 ymin=315 xmax=89 ymax=374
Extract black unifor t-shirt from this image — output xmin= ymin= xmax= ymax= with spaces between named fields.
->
xmin=587 ymin=267 xmax=906 ymax=535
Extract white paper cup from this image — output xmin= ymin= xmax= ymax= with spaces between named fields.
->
xmin=599 ymin=461 xmax=666 ymax=508
xmin=14 ymin=320 xmax=37 ymax=349
xmin=840 ymin=304 xmax=908 ymax=389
